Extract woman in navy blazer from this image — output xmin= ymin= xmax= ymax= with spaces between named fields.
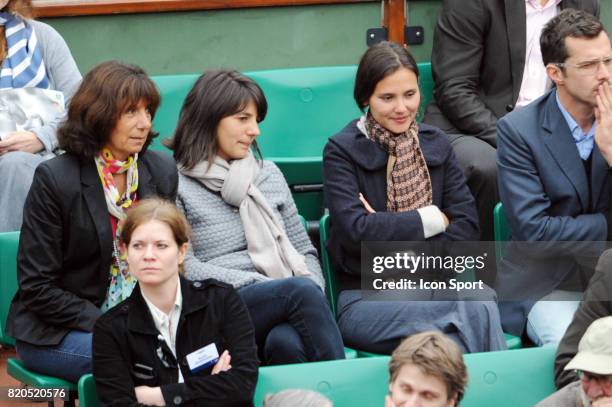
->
xmin=323 ymin=41 xmax=505 ymax=354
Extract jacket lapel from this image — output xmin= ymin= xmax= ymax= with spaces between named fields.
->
xmin=591 ymin=146 xmax=608 ymax=210
xmin=180 ymin=276 xmax=212 ymax=317
xmin=137 ymin=155 xmax=156 ymax=199
xmin=81 ymin=159 xmax=113 ymax=264
xmin=542 ymin=92 xmax=590 ymax=211
xmin=127 ymin=284 xmax=160 ymax=335
xmin=349 ymin=131 xmax=389 ymax=211
xmin=504 ymin=0 xmax=527 ymax=104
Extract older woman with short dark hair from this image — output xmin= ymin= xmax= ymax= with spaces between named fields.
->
xmin=6 ymin=60 xmax=178 ymax=382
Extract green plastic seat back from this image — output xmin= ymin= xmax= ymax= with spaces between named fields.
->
xmin=247 ymin=66 xmax=360 ymax=221
xmin=254 ymin=356 xmax=390 ymax=406
xmin=417 ymin=62 xmax=433 ymax=121
xmin=149 ymin=74 xmax=199 ymax=153
xmin=7 ymin=358 xmax=77 ymax=391
xmin=246 ymin=66 xmax=359 ymax=161
xmin=255 ymin=346 xmax=555 ymax=407
xmin=0 ymin=231 xmax=19 ymax=347
xmin=462 ymin=346 xmax=556 ymax=407
xmin=78 ymin=374 xmax=99 ymax=407
xmin=493 ymin=202 xmax=510 ymax=264
xmin=149 ymin=64 xmax=432 ymax=221
xmin=319 ymin=214 xmax=339 ymax=315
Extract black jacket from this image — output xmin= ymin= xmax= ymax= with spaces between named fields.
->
xmin=554 ymin=250 xmax=612 ymax=389
xmin=6 ymin=149 xmax=178 ymax=346
xmin=323 ymin=120 xmax=479 ymax=290
xmin=423 ymin=0 xmax=600 ymax=146
xmin=93 ymin=277 xmax=258 ymax=407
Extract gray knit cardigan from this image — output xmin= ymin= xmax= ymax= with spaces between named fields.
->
xmin=178 ymin=160 xmax=325 ymax=290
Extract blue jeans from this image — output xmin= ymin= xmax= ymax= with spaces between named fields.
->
xmin=526 ymin=290 xmax=582 ymax=347
xmin=238 ymin=277 xmax=345 ymax=365
xmin=337 ymin=289 xmax=507 ymax=354
xmin=16 ymin=330 xmax=92 ymax=383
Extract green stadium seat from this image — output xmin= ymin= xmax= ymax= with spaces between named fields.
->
xmin=319 ymin=214 xmax=522 ymax=352
xmin=0 ymin=231 xmax=19 ymax=347
xmin=296 ymin=215 xmax=355 ymax=360
xmin=417 ymin=62 xmax=434 ymax=121
xmin=78 ymin=374 xmax=98 ymax=407
xmin=492 ymin=203 xmax=522 ymax=349
xmin=150 ymin=63 xmax=433 ymax=222
xmin=72 ymin=342 xmax=559 ymax=407
xmin=0 ymin=231 xmax=78 ymax=401
xmin=149 ymin=74 xmax=198 ymax=153
xmin=461 ymin=346 xmax=556 ymax=407
xmin=494 ymin=202 xmax=510 ymax=264
xmin=255 ymin=356 xmax=389 ymax=406
xmin=254 ymin=346 xmax=556 ymax=407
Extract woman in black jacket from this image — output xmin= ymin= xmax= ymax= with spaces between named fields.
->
xmin=6 ymin=61 xmax=178 ymax=382
xmin=323 ymin=41 xmax=506 ymax=354
xmin=93 ymin=198 xmax=258 ymax=407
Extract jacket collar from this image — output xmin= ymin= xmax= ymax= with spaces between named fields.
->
xmin=347 ymin=120 xmax=446 ymax=171
xmin=126 ymin=275 xmax=213 ymax=336
xmin=541 ymin=90 xmax=608 ymax=210
xmin=81 ymin=158 xmax=114 ymax=264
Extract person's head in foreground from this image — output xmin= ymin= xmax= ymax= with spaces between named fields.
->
xmin=564 ymin=316 xmax=612 ymax=405
xmin=120 ymin=198 xmax=190 ymax=289
xmin=263 ymin=389 xmax=332 ymax=407
xmin=387 ymin=331 xmax=467 ymax=407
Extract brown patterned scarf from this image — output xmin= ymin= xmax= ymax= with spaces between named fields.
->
xmin=364 ymin=112 xmax=433 ymax=212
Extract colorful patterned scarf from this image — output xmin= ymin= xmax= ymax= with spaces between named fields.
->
xmin=0 ymin=12 xmax=49 ymax=89
xmin=364 ymin=112 xmax=433 ymax=212
xmin=95 ymin=148 xmax=139 ymax=311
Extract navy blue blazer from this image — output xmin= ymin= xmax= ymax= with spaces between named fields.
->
xmin=496 ymin=89 xmax=611 ymax=335
xmin=323 ymin=120 xmax=479 ymax=290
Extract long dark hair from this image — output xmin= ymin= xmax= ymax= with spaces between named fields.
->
xmin=165 ymin=69 xmax=267 ymax=170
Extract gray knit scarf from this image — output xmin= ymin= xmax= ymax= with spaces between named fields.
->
xmin=179 ymin=153 xmax=310 ymax=279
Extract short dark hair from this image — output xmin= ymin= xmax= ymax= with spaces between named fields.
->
xmin=58 ymin=61 xmax=160 ymax=159
xmin=165 ymin=69 xmax=267 ymax=170
xmin=389 ymin=331 xmax=467 ymax=404
xmin=354 ymin=41 xmax=419 ymax=112
xmin=541 ymin=9 xmax=605 ymax=66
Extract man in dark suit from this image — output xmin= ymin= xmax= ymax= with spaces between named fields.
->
xmin=496 ymin=9 xmax=612 ymax=346
xmin=423 ymin=0 xmax=600 ymax=241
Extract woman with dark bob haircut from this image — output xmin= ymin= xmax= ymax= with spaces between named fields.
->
xmin=323 ymin=42 xmax=506 ymax=354
xmin=6 ymin=60 xmax=178 ymax=382
xmin=168 ymin=69 xmax=345 ymax=365
xmin=93 ymin=198 xmax=258 ymax=406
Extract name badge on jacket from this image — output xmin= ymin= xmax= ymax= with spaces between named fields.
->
xmin=186 ymin=343 xmax=219 ymax=373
